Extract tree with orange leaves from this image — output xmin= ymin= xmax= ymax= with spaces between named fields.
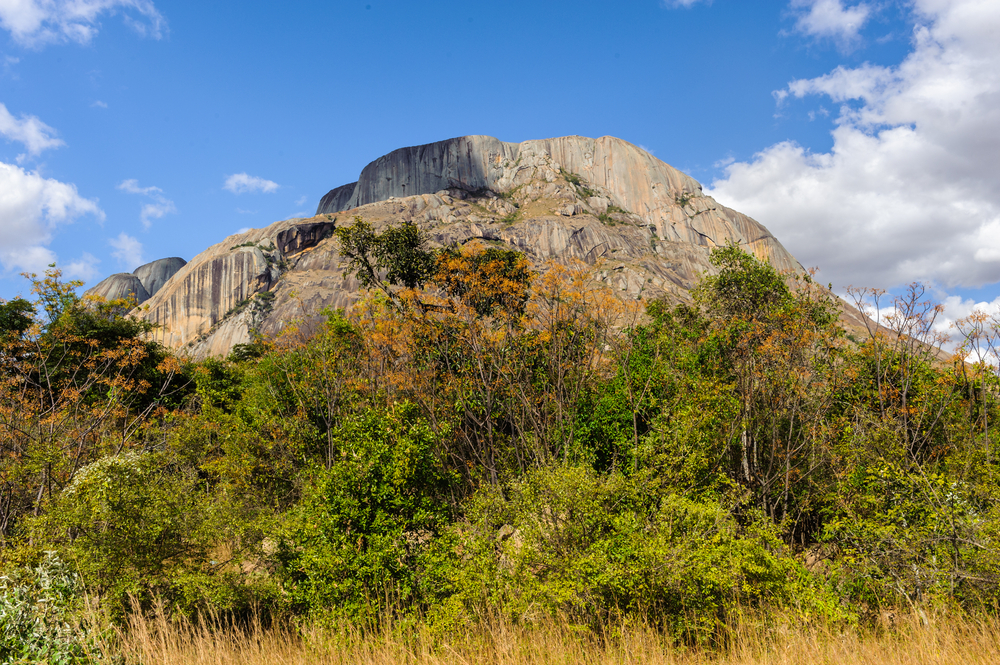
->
xmin=0 ymin=268 xmax=181 ymax=543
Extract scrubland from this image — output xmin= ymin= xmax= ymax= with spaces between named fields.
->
xmin=3 ymin=223 xmax=1000 ymax=662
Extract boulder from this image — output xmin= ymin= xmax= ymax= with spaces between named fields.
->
xmin=85 ymin=273 xmax=151 ymax=304
xmin=134 ymin=257 xmax=186 ymax=297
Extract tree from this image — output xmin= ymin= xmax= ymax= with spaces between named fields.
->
xmin=333 ymin=217 xmax=437 ymax=301
xmin=696 ymin=243 xmax=842 ymax=542
xmin=0 ymin=298 xmax=34 ymax=340
xmin=0 ymin=268 xmax=181 ymax=542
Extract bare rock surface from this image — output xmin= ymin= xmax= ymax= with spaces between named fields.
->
xmin=138 ymin=135 xmax=810 ymax=359
xmin=86 ymin=273 xmax=150 ymax=304
xmin=317 ymin=183 xmax=356 ymax=216
xmin=134 ymin=257 xmax=187 ymax=297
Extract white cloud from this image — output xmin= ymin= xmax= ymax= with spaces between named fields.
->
xmin=0 ymin=102 xmax=63 ymax=156
xmin=710 ymin=0 xmax=1000 ymax=294
xmin=789 ymin=0 xmax=872 ymax=47
xmin=937 ymin=293 xmax=1000 ymax=331
xmin=139 ymin=200 xmax=175 ymax=228
xmin=224 ymin=172 xmax=279 ymax=194
xmin=713 ymin=154 xmax=736 ymax=169
xmin=117 ymin=178 xmax=174 ymax=229
xmin=662 ymin=0 xmax=712 ymax=7
xmin=0 ymin=0 xmax=165 ymax=47
xmin=294 ymin=195 xmax=307 ymax=207
xmin=64 ymin=251 xmax=100 ymax=281
xmin=117 ymin=178 xmax=159 ymax=195
xmin=0 ymin=160 xmax=104 ymax=275
xmin=90 ymin=100 xmax=107 ymax=109
xmin=108 ymin=231 xmax=142 ymax=268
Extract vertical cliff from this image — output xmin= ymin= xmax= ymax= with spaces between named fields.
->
xmin=316 ymin=135 xmax=796 ymax=273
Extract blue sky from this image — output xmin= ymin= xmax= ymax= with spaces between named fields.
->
xmin=2 ymin=0 xmax=1000 ymax=330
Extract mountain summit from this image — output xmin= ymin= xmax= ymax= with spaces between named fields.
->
xmin=95 ymin=135 xmax=803 ymax=358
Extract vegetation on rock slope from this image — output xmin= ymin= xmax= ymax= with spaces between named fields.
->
xmin=2 ymin=228 xmax=1000 ymax=661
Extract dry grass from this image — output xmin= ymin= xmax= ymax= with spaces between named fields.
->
xmin=105 ymin=609 xmax=1000 ymax=665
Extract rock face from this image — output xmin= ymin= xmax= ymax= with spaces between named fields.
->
xmin=317 ymin=183 xmax=356 ymax=216
xmin=86 ymin=256 xmax=187 ymax=305
xmin=87 ymin=273 xmax=150 ymax=304
xmin=138 ymin=135 xmax=806 ymax=359
xmin=316 ymin=135 xmax=789 ymax=269
xmin=134 ymin=257 xmax=187 ymax=298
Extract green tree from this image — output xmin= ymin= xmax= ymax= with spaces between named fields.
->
xmin=276 ymin=402 xmax=455 ymax=621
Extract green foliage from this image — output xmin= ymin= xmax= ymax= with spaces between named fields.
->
xmin=334 ymin=216 xmax=437 ymax=293
xmin=0 ymin=298 xmax=35 ymax=340
xmin=275 ymin=403 xmax=455 ymax=621
xmin=0 ymin=553 xmax=109 ymax=664
xmin=425 ymin=465 xmax=821 ymax=640
xmin=559 ymin=169 xmax=597 ymax=198
xmin=597 ymin=205 xmax=628 ymax=225
xmin=698 ymin=242 xmax=793 ymax=320
xmin=9 ymin=245 xmax=1000 ymax=647
xmin=0 ymin=269 xmax=183 ymax=544
xmin=30 ymin=451 xmax=213 ymax=617
xmin=823 ymin=458 xmax=1000 ymax=610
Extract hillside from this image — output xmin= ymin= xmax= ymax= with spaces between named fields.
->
xmin=88 ymin=135 xmax=803 ymax=358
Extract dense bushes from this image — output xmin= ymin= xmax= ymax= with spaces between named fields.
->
xmin=276 ymin=403 xmax=455 ymax=620
xmin=0 ymin=553 xmax=107 ymax=664
xmin=3 ymin=240 xmax=1000 ymax=649
xmin=424 ymin=465 xmax=819 ymax=638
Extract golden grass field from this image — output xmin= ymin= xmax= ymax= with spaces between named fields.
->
xmin=106 ymin=610 xmax=1000 ymax=665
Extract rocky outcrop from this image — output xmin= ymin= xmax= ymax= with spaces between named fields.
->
xmin=141 ymin=135 xmax=808 ymax=359
xmin=136 ymin=220 xmax=337 ymax=356
xmin=317 ymin=183 xmax=356 ymax=216
xmin=329 ymin=136 xmax=515 ymax=211
xmin=134 ymin=257 xmax=186 ymax=297
xmin=86 ymin=257 xmax=187 ymax=305
xmin=316 ymin=135 xmax=797 ymax=272
xmin=86 ymin=273 xmax=150 ymax=303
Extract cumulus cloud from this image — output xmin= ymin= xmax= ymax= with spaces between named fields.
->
xmin=0 ymin=102 xmax=63 ymax=156
xmin=936 ymin=293 xmax=1000 ymax=333
xmin=108 ymin=231 xmax=143 ymax=268
xmin=139 ymin=199 xmax=175 ymax=227
xmin=0 ymin=160 xmax=104 ymax=275
xmin=63 ymin=252 xmax=100 ymax=281
xmin=224 ymin=172 xmax=279 ymax=194
xmin=117 ymin=178 xmax=174 ymax=229
xmin=788 ymin=0 xmax=872 ymax=47
xmin=710 ymin=0 xmax=1000 ymax=296
xmin=0 ymin=0 xmax=165 ymax=47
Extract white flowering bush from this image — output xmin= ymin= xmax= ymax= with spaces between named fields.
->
xmin=0 ymin=552 xmax=112 ymax=664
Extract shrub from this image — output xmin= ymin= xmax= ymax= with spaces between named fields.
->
xmin=424 ymin=465 xmax=816 ymax=640
xmin=0 ymin=552 xmax=109 ymax=664
xmin=30 ymin=451 xmax=214 ymax=618
xmin=275 ymin=402 xmax=455 ymax=622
